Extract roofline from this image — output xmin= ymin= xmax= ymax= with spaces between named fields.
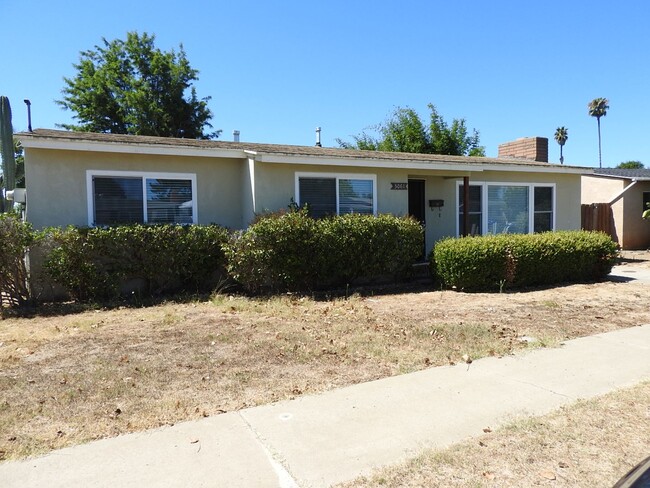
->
xmin=254 ymin=152 xmax=589 ymax=174
xmin=590 ymin=172 xmax=650 ymax=182
xmin=18 ymin=134 xmax=247 ymax=159
xmin=16 ymin=130 xmax=590 ymax=175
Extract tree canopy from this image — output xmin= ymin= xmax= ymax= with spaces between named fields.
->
xmin=337 ymin=104 xmax=485 ymax=156
xmin=57 ymin=32 xmax=217 ymax=139
xmin=554 ymin=126 xmax=568 ymax=164
xmin=616 ymin=161 xmax=644 ymax=169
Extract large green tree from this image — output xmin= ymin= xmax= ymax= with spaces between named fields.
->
xmin=57 ymin=32 xmax=217 ymax=139
xmin=337 ymin=104 xmax=485 ymax=156
xmin=588 ymin=97 xmax=609 ymax=168
xmin=616 ymin=161 xmax=644 ymax=169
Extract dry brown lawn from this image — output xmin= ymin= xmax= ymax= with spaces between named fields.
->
xmin=337 ymin=381 xmax=650 ymax=488
xmin=1 ymin=253 xmax=649 ymax=462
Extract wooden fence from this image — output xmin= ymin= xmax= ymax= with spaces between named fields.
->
xmin=581 ymin=203 xmax=615 ymax=238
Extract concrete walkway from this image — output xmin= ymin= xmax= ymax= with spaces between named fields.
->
xmin=609 ymin=263 xmax=650 ymax=283
xmin=2 ymin=324 xmax=649 ymax=488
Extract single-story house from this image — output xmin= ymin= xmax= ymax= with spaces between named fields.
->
xmin=17 ymin=130 xmax=587 ymax=255
xmin=582 ymin=168 xmax=650 ymax=249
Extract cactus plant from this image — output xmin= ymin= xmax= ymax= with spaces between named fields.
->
xmin=0 ymin=96 xmax=17 ymax=212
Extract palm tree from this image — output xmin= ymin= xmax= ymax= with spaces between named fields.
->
xmin=554 ymin=127 xmax=568 ymax=164
xmin=588 ymin=98 xmax=609 ymax=168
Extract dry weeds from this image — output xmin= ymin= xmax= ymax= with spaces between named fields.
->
xmin=338 ymin=381 xmax=650 ymax=488
xmin=1 ymin=260 xmax=649 ymax=461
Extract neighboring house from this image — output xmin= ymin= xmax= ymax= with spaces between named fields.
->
xmin=17 ymin=130 xmax=587 ymax=255
xmin=582 ymin=168 xmax=650 ymax=249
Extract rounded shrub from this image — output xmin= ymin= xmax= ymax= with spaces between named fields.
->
xmin=226 ymin=210 xmax=423 ymax=293
xmin=430 ymin=231 xmax=618 ymax=292
xmin=43 ymin=224 xmax=230 ymax=302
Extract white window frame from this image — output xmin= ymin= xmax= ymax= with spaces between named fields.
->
xmin=295 ymin=172 xmax=378 ymax=216
xmin=456 ymin=181 xmax=556 ymax=236
xmin=86 ymin=170 xmax=198 ymax=226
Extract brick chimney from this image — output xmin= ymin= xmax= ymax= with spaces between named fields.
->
xmin=498 ymin=137 xmax=548 ymax=162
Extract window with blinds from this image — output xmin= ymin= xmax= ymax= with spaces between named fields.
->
xmin=488 ymin=185 xmax=529 ymax=234
xmin=457 ymin=182 xmax=554 ymax=235
xmin=298 ymin=177 xmax=337 ymax=218
xmin=146 ymin=179 xmax=193 ymax=224
xmin=93 ymin=177 xmax=144 ymax=225
xmin=298 ymin=174 xmax=375 ymax=218
xmin=91 ymin=174 xmax=195 ymax=225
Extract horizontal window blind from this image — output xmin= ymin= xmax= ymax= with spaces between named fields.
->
xmin=93 ymin=177 xmax=144 ymax=225
xmin=299 ymin=177 xmax=337 ymax=218
xmin=146 ymin=179 xmax=193 ymax=224
xmin=339 ymin=179 xmax=373 ymax=215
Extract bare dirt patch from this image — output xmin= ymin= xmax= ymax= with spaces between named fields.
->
xmin=1 ymin=266 xmax=649 ymax=461
xmin=338 ymin=381 xmax=650 ymax=488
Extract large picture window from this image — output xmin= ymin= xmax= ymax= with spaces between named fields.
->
xmin=457 ymin=182 xmax=554 ymax=236
xmin=88 ymin=171 xmax=197 ymax=226
xmin=297 ymin=173 xmax=376 ymax=218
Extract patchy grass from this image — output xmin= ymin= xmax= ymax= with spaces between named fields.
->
xmin=1 ymin=279 xmax=649 ymax=461
xmin=337 ymin=381 xmax=650 ymax=488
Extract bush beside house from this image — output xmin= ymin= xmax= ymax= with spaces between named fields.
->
xmin=43 ymin=224 xmax=230 ymax=302
xmin=431 ymin=231 xmax=618 ymax=292
xmin=226 ymin=210 xmax=423 ymax=293
xmin=2 ymin=214 xmax=619 ymax=307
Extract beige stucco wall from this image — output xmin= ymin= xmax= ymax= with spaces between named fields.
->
xmin=581 ymin=175 xmax=624 ymax=203
xmin=581 ymin=176 xmax=650 ymax=249
xmin=25 ymin=148 xmax=245 ymax=230
xmin=620 ymin=180 xmax=650 ymax=249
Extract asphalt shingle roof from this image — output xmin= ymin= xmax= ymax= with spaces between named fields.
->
xmin=17 ymin=129 xmax=589 ymax=171
xmin=593 ymin=168 xmax=650 ymax=179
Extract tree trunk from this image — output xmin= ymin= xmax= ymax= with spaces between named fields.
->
xmin=597 ymin=117 xmax=602 ymax=168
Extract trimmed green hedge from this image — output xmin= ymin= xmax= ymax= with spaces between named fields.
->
xmin=226 ymin=210 xmax=423 ymax=292
xmin=431 ymin=231 xmax=618 ymax=291
xmin=43 ymin=224 xmax=230 ymax=301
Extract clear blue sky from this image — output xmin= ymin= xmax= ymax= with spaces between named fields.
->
xmin=1 ymin=0 xmax=648 ymax=167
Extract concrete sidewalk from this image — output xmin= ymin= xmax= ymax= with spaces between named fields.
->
xmin=2 ymin=325 xmax=649 ymax=488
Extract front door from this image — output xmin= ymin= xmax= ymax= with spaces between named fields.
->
xmin=408 ymin=179 xmax=426 ymax=260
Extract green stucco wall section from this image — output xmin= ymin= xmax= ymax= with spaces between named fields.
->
xmin=25 ymin=148 xmax=244 ymax=230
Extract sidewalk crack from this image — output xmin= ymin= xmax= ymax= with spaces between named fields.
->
xmin=238 ymin=412 xmax=301 ymax=488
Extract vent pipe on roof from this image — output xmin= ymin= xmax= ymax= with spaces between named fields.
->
xmin=233 ymin=130 xmax=240 ymax=142
xmin=23 ymin=99 xmax=32 ymax=132
xmin=315 ymin=127 xmax=322 ymax=147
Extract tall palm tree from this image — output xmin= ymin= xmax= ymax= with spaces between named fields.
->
xmin=554 ymin=126 xmax=568 ymax=164
xmin=588 ymin=98 xmax=609 ymax=168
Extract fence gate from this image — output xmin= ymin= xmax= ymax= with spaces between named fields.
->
xmin=581 ymin=203 xmax=614 ymax=238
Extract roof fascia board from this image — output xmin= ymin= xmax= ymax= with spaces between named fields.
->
xmin=19 ymin=137 xmax=246 ymax=159
xmin=256 ymin=153 xmax=587 ymax=174
xmin=591 ymin=173 xmax=650 ymax=181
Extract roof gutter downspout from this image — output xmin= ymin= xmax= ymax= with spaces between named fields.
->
xmin=609 ymin=179 xmax=638 ymax=205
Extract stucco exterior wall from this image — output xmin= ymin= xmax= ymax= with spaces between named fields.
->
xmin=620 ymin=180 xmax=650 ymax=249
xmin=25 ymin=148 xmax=245 ymax=229
xmin=581 ymin=176 xmax=650 ymax=249
xmin=581 ymin=175 xmax=624 ymax=203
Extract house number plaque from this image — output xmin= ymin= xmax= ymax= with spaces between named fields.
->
xmin=391 ymin=182 xmax=408 ymax=190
